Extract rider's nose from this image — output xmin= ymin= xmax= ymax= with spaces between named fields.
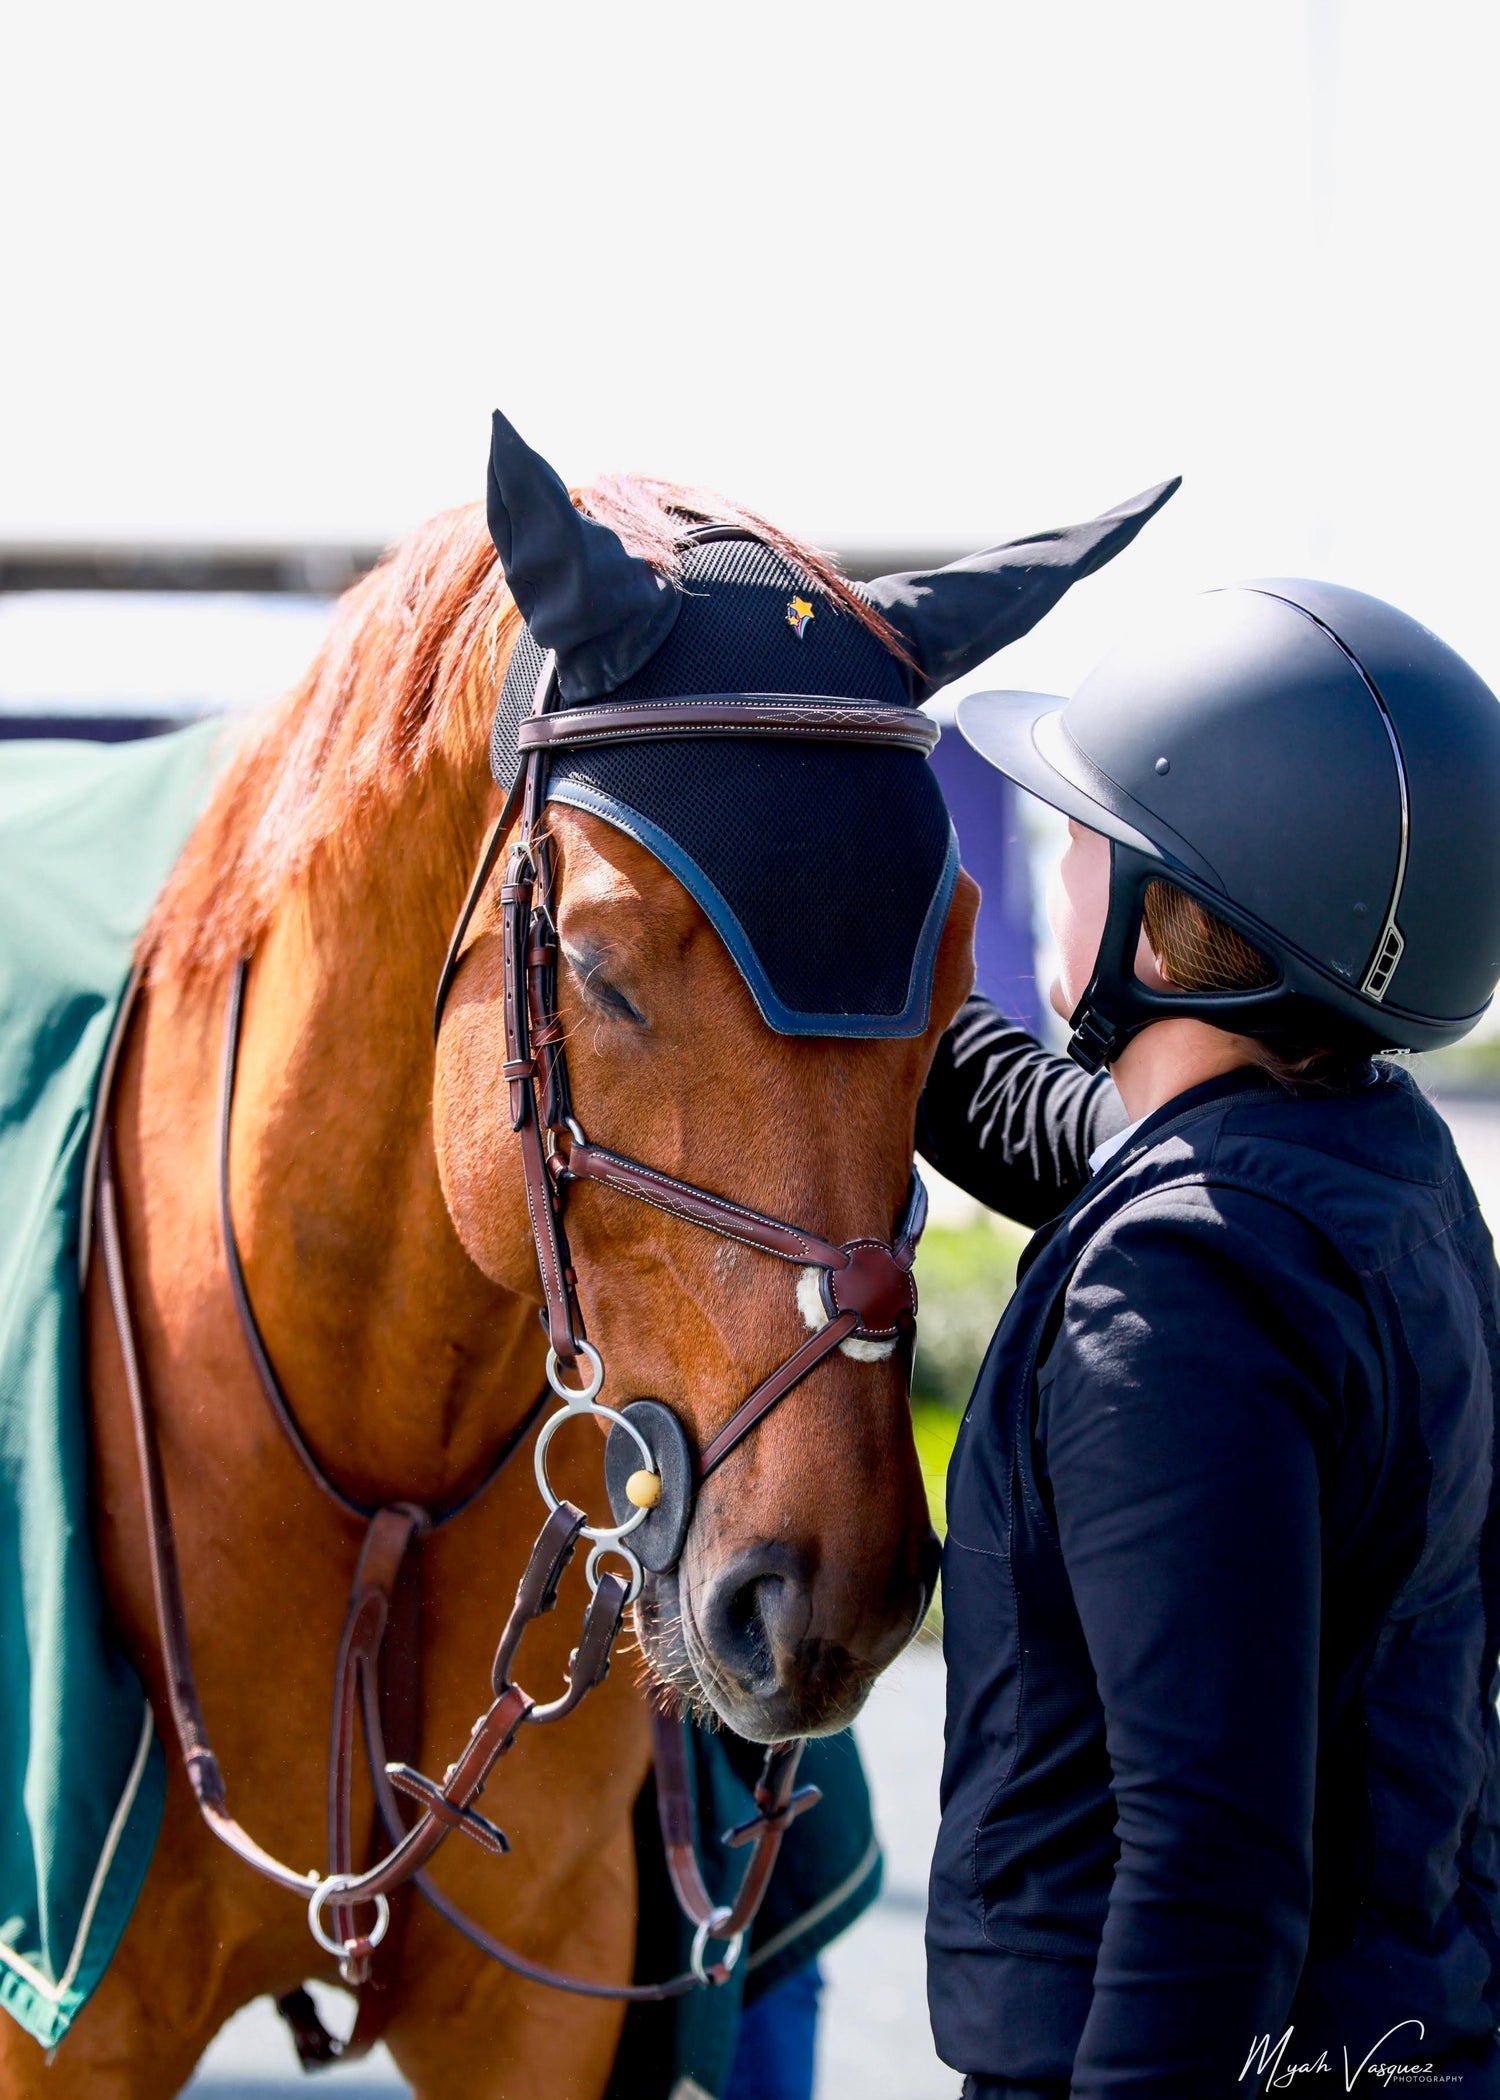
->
xmin=696 ymin=1543 xmax=813 ymax=1699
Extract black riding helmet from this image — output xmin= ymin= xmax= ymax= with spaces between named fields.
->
xmin=957 ymin=580 xmax=1500 ymax=1073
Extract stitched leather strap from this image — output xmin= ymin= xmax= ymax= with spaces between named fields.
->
xmin=517 ymin=694 xmax=939 ymax=755
xmin=97 ymin=1127 xmax=325 ymax=1896
xmin=697 ymin=1313 xmax=861 ymax=1478
xmin=564 ymin=1141 xmax=850 ymax=1270
xmin=337 ymin=1514 xmax=426 ymax=2057
xmin=646 ymin=1697 xmax=819 ymax=1937
xmin=326 ymin=1507 xmax=425 ymax=1979
xmin=430 ymin=798 xmax=518 ymax=1047
xmin=96 ymin=1114 xmax=612 ymax=1928
xmin=358 ymin=1685 xmax=814 ymax=2000
xmin=219 ymin=958 xmax=549 ymax=1520
xmin=559 ymin=1139 xmax=924 ymax=1472
xmin=565 ymin=1142 xmax=924 ymax=1289
xmin=495 ymin=662 xmax=592 ymax=1368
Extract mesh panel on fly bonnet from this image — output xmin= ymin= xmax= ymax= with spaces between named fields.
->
xmin=492 ymin=534 xmax=958 ymax=1038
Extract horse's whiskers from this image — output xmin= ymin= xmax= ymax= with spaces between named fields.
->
xmin=631 ymin=1588 xmax=722 ymax=1730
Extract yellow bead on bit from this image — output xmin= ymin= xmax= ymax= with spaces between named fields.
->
xmin=625 ymin=1469 xmax=663 ymax=1511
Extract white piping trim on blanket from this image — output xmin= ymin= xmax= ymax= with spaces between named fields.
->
xmin=743 ymin=1829 xmax=882 ymax=1974
xmin=0 ymin=1701 xmax=155 ymax=2004
xmin=77 ymin=962 xmax=146 ymax=1287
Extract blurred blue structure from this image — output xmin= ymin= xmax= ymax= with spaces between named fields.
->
xmin=927 ymin=701 xmax=1040 ymax=1034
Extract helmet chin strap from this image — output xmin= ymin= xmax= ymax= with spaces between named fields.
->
xmin=1064 ymin=841 xmax=1323 ymax=1076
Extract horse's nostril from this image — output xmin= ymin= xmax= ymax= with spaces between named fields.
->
xmin=698 ymin=1548 xmax=811 ymax=1695
xmin=721 ymin=1576 xmax=779 ymax=1683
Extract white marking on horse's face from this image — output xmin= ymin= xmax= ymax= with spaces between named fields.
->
xmin=795 ymin=1266 xmax=898 ymax=1363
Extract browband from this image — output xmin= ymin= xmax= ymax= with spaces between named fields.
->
xmin=516 ymin=695 xmax=940 ymax=756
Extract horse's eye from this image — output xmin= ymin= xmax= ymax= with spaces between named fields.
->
xmin=563 ymin=943 xmax=646 ymax=1026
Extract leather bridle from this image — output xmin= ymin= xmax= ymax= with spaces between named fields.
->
xmin=438 ymin=646 xmax=933 ymax=1591
xmin=94 ymin=635 xmax=938 ymax=2064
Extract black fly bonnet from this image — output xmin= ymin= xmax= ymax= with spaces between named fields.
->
xmin=481 ymin=411 xmax=1180 ymax=1037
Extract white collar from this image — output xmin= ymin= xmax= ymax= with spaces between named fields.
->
xmin=1088 ymin=1116 xmax=1145 ymax=1176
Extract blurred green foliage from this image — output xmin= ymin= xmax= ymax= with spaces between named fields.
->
xmin=908 ymin=1214 xmax=1031 ymax=1582
xmin=912 ymin=1217 xmax=1029 ymax=1410
xmin=913 ymin=1399 xmax=961 ymax=1534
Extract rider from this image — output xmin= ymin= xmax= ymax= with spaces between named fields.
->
xmin=914 ymin=581 xmax=1500 ymax=2098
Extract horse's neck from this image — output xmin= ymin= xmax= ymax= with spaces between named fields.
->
xmin=202 ymin=755 xmax=540 ymax=1508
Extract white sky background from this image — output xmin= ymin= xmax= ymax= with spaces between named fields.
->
xmin=1 ymin=0 xmax=1497 ymax=700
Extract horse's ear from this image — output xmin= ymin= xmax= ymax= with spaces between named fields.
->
xmin=486 ymin=409 xmax=680 ymax=702
xmin=865 ymin=477 xmax=1181 ymax=697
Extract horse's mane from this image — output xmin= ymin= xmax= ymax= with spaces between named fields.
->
xmin=143 ymin=478 xmax=900 ymax=983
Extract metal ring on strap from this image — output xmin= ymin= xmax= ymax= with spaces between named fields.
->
xmin=545 ymin=1339 xmax=605 ymax=1405
xmin=586 ymin=1540 xmax=645 ymax=1607
xmin=308 ymin=1875 xmax=392 ymax=1960
xmin=690 ymin=1909 xmax=745 ymax=1985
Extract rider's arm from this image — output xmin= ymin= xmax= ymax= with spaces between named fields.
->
xmin=915 ymin=992 xmax=1126 ymax=1226
xmin=1036 ymin=1188 xmax=1372 ymax=2098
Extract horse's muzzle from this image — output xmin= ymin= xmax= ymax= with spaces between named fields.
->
xmin=678 ymin=1526 xmax=941 ymax=1743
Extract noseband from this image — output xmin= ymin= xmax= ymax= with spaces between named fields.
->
xmin=438 ymin=648 xmax=933 ymax=1600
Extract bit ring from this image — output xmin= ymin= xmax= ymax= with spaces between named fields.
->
xmin=533 ymin=1397 xmax=655 ymax=1548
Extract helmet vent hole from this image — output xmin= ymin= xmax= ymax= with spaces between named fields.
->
xmin=1363 ymin=924 xmax=1405 ymax=1002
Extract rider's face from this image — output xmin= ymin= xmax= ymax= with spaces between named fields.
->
xmin=1046 ymin=818 xmax=1166 ymax=1022
xmin=1046 ymin=819 xmax=1112 ymax=1021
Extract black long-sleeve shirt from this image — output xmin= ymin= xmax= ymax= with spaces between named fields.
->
xmin=915 ymin=994 xmax=1126 ymax=1228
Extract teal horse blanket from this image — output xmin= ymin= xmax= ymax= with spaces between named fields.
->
xmin=0 ymin=723 xmax=878 ymax=2085
xmin=0 ymin=724 xmax=232 ymax=2046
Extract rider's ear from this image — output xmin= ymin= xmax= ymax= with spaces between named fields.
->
xmin=486 ymin=409 xmax=680 ymax=703
xmin=864 ymin=477 xmax=1181 ymax=698
xmin=1133 ymin=923 xmax=1171 ymax=990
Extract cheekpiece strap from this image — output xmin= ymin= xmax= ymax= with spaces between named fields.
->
xmin=498 ymin=654 xmax=590 ymax=1366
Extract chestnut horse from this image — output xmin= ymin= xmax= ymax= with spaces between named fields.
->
xmin=1 ymin=490 xmax=977 ymax=2097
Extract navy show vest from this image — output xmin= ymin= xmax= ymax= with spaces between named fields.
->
xmin=927 ymin=1064 xmax=1500 ymax=2094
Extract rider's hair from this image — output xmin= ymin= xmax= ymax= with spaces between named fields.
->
xmin=1142 ymin=880 xmax=1276 ymax=996
xmin=1141 ymin=879 xmax=1371 ymax=1088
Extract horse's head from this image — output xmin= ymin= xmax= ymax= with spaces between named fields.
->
xmin=434 ymin=415 xmax=1177 ymax=1739
xmin=439 ymin=798 xmax=977 ymax=1739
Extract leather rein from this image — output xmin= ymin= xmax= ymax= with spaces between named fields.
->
xmin=95 ymin=646 xmax=935 ymax=2062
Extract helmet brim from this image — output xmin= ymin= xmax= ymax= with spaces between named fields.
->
xmin=954 ymin=688 xmax=1170 ymax=865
